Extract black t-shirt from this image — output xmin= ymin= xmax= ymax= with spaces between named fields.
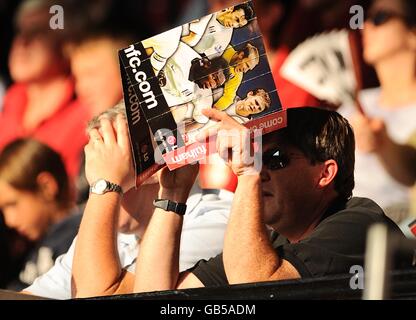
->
xmin=191 ymin=197 xmax=413 ymax=287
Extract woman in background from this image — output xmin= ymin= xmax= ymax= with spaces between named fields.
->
xmin=0 ymin=0 xmax=88 ymax=179
xmin=0 ymin=139 xmax=82 ymax=291
xmin=339 ymin=0 xmax=416 ymax=223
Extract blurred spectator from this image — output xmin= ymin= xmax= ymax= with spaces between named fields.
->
xmin=177 ymin=0 xmax=209 ymax=24
xmin=64 ymin=34 xmax=134 ymax=202
xmin=51 ymin=0 xmax=154 ymax=116
xmin=43 ymin=0 xmax=148 ymax=202
xmin=0 ymin=139 xmax=82 ymax=291
xmin=52 ymin=0 xmax=148 ymax=39
xmin=146 ymin=0 xmax=191 ymax=33
xmin=0 ymin=0 xmax=89 ymax=179
xmin=339 ymin=0 xmax=416 ymax=223
xmin=253 ymin=0 xmax=319 ymax=109
xmin=67 ymin=36 xmax=129 ymax=118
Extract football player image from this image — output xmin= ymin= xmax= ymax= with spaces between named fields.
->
xmin=181 ymin=2 xmax=255 ymax=58
xmin=226 ymin=88 xmax=271 ymax=121
xmin=173 ymin=88 xmax=272 ymax=146
xmin=158 ymin=42 xmax=228 ymax=125
xmin=188 ymin=55 xmax=230 ymax=90
xmin=213 ymin=43 xmax=260 ymax=111
xmin=142 ymin=26 xmax=183 ymax=77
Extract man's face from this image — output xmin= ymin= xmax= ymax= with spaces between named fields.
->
xmin=236 ymin=91 xmax=268 ymax=117
xmin=199 ymin=69 xmax=226 ymax=90
xmin=220 ymin=8 xmax=248 ymax=28
xmin=260 ymin=139 xmax=321 ymax=235
xmin=70 ymin=39 xmax=123 ymax=117
xmin=362 ymin=0 xmax=413 ymax=66
xmin=0 ymin=181 xmax=51 ymax=241
xmin=231 ymin=51 xmax=258 ymax=73
xmin=9 ymin=34 xmax=63 ymax=83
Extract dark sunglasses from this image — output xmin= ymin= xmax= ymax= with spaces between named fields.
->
xmin=262 ymin=148 xmax=304 ymax=171
xmin=366 ymin=10 xmax=406 ymax=27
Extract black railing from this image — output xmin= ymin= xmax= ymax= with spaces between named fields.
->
xmin=93 ymin=269 xmax=416 ymax=301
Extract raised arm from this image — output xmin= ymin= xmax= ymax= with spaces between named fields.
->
xmin=352 ymin=113 xmax=416 ymax=186
xmin=377 ymin=137 xmax=416 ymax=186
xmin=134 ymin=165 xmax=198 ymax=293
xmin=197 ymin=109 xmax=300 ymax=284
xmin=72 ymin=115 xmax=136 ymax=298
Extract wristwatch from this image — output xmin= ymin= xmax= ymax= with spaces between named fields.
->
xmin=153 ymin=199 xmax=187 ymax=216
xmin=90 ymin=179 xmax=123 ymax=195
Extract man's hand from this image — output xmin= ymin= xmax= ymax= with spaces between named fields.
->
xmin=196 ymin=109 xmax=259 ymax=177
xmin=85 ymin=114 xmax=136 ymax=193
xmin=158 ymin=164 xmax=199 ymax=203
xmin=351 ymin=113 xmax=388 ymax=153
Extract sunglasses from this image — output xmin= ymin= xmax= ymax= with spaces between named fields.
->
xmin=366 ymin=10 xmax=406 ymax=27
xmin=262 ymin=148 xmax=304 ymax=171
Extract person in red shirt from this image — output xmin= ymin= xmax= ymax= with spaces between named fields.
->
xmin=0 ymin=0 xmax=89 ymax=179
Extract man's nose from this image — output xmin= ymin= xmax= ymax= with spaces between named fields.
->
xmin=260 ymin=164 xmax=270 ymax=182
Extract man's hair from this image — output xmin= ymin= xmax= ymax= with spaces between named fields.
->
xmin=233 ymin=2 xmax=255 ymax=21
xmin=15 ymin=0 xmax=63 ymax=42
xmin=86 ymin=101 xmax=126 ymax=133
xmin=189 ymin=56 xmax=230 ymax=88
xmin=50 ymin=0 xmax=146 ymax=44
xmin=251 ymin=89 xmax=271 ymax=109
xmin=269 ymin=107 xmax=355 ymax=202
xmin=14 ymin=0 xmax=69 ymax=71
xmin=0 ymin=138 xmax=72 ymax=209
xmin=242 ymin=43 xmax=257 ymax=58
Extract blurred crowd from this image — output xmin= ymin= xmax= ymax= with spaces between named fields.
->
xmin=0 ymin=0 xmax=415 ymax=293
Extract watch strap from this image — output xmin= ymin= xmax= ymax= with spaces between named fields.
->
xmin=153 ymin=199 xmax=187 ymax=216
xmin=107 ymin=181 xmax=123 ymax=195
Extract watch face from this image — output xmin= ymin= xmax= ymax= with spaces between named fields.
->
xmin=93 ymin=179 xmax=108 ymax=194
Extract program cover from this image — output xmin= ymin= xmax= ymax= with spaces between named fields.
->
xmin=119 ymin=1 xmax=286 ymax=184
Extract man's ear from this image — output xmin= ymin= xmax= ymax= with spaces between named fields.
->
xmin=317 ymin=160 xmax=338 ymax=189
xmin=37 ymin=172 xmax=59 ymax=201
